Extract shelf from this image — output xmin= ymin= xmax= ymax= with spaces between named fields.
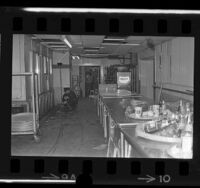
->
xmin=153 ymin=85 xmax=193 ymax=96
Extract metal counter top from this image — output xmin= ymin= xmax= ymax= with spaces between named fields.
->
xmin=99 ymin=95 xmax=175 ymax=158
xmin=101 ymin=95 xmax=154 ymax=126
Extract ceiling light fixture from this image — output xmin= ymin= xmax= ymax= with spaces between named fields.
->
xmin=64 ymin=38 xmax=72 ymax=48
xmin=61 ymin=36 xmax=72 ymax=48
xmin=41 ymin=42 xmax=65 ymax=44
xmin=72 ymin=56 xmax=80 ymax=60
xmin=84 ymin=49 xmax=99 ymax=52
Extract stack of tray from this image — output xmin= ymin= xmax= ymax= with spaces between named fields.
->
xmin=12 ymin=113 xmax=35 ymax=133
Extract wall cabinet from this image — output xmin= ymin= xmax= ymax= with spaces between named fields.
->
xmin=155 ymin=37 xmax=194 ymax=88
xmin=178 ymin=37 xmax=194 ymax=87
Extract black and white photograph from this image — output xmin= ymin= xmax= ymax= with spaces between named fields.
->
xmin=11 ymin=35 xmax=194 ymax=158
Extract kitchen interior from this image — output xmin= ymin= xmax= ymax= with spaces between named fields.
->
xmin=11 ymin=35 xmax=194 ymax=158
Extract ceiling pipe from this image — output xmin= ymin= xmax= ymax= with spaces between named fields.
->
xmin=31 ymin=34 xmax=55 ymax=50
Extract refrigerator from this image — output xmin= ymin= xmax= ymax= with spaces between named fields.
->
xmin=117 ymin=72 xmax=132 ymax=91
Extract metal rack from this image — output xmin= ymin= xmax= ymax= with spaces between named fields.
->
xmin=12 ymin=72 xmax=40 ymax=142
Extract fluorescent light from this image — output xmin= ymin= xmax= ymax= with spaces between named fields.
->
xmin=104 ymin=38 xmax=126 ymax=41
xmin=76 ymin=56 xmax=80 ymax=59
xmin=63 ymin=38 xmax=72 ymax=48
xmin=49 ymin=45 xmax=67 ymax=47
xmin=83 ymin=53 xmax=108 ymax=56
xmin=22 ymin=8 xmax=200 ymax=15
xmin=84 ymin=49 xmax=99 ymax=52
xmin=102 ymin=43 xmax=140 ymax=46
xmin=41 ymin=42 xmax=64 ymax=44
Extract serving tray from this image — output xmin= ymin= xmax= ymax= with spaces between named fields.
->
xmin=135 ymin=124 xmax=181 ymax=143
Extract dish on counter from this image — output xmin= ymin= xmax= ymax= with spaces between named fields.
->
xmin=166 ymin=144 xmax=192 ymax=159
xmin=135 ymin=123 xmax=182 ymax=143
xmin=126 ymin=110 xmax=155 ymax=120
xmin=130 ymin=99 xmax=147 ymax=106
xmin=127 ymin=112 xmax=154 ymax=120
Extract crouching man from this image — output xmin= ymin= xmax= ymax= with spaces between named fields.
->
xmin=62 ymin=88 xmax=78 ymax=111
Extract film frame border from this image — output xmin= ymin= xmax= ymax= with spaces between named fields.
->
xmin=0 ymin=7 xmax=200 ymax=185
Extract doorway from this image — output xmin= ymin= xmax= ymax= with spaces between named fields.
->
xmin=85 ymin=66 xmax=100 ymax=97
xmin=79 ymin=66 xmax=100 ymax=98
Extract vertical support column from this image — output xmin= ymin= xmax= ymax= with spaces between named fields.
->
xmin=106 ymin=112 xmax=110 ymax=143
xmin=69 ymin=52 xmax=72 ymax=88
xmin=124 ymin=140 xmax=128 ymax=158
xmin=129 ymin=52 xmax=133 ymax=92
xmin=35 ymin=74 xmax=39 ymax=128
xmin=31 ymin=73 xmax=36 ymax=134
xmin=99 ymin=99 xmax=102 ymax=125
xmin=120 ymin=132 xmax=124 ymax=158
xmin=153 ymin=58 xmax=156 ymax=103
xmin=59 ymin=64 xmax=63 ymax=102
xmin=124 ymin=140 xmax=131 ymax=158
xmin=97 ymin=96 xmax=99 ymax=116
xmin=128 ymin=144 xmax=132 ymax=157
xmin=131 ymin=53 xmax=139 ymax=94
xmin=106 ymin=116 xmax=112 ymax=157
xmin=103 ymin=106 xmax=107 ymax=139
xmin=135 ymin=53 xmax=140 ymax=94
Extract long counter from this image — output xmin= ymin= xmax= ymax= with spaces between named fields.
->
xmin=97 ymin=94 xmax=176 ymax=158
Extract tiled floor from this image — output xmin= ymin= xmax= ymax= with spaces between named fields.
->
xmin=11 ymin=99 xmax=107 ymax=157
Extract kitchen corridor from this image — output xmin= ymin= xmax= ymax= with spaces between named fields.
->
xmin=11 ymin=98 xmax=107 ymax=157
xmin=11 ymin=35 xmax=194 ymax=159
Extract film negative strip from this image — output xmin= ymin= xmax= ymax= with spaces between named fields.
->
xmin=0 ymin=6 xmax=200 ymax=185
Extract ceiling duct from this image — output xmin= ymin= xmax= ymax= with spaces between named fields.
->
xmin=80 ymin=53 xmax=108 ymax=58
xmin=103 ymin=40 xmax=126 ymax=44
xmin=107 ymin=54 xmax=121 ymax=59
xmin=40 ymin=39 xmax=63 ymax=43
xmin=84 ymin=47 xmax=100 ymax=52
xmin=103 ymin=36 xmax=127 ymax=44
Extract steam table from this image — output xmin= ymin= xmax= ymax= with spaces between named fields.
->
xmin=97 ymin=94 xmax=176 ymax=158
